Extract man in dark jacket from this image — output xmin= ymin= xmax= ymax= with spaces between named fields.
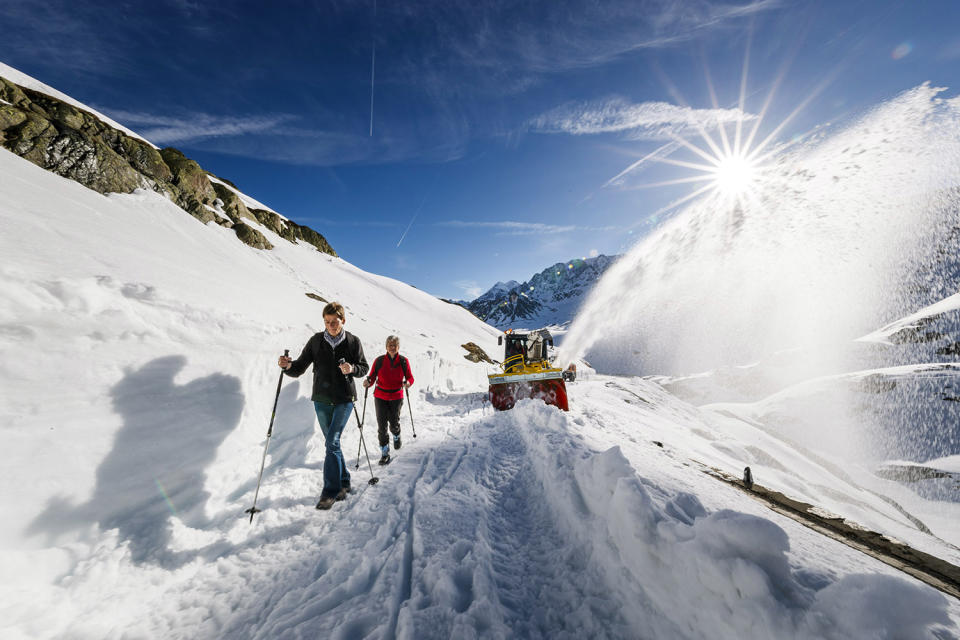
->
xmin=279 ymin=301 xmax=369 ymax=510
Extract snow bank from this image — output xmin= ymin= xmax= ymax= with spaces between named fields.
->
xmin=508 ymin=401 xmax=955 ymax=640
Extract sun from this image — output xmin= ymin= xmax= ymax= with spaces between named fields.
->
xmin=711 ymin=152 xmax=757 ymax=196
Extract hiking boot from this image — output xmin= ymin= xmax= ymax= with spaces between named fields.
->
xmin=315 ymin=494 xmax=337 ymax=510
xmin=336 ymin=486 xmax=351 ymax=501
xmin=379 ymin=453 xmax=391 ymax=465
xmin=393 ymin=435 xmax=402 ymax=450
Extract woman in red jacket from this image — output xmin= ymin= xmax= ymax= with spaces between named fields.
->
xmin=362 ymin=335 xmax=414 ymax=465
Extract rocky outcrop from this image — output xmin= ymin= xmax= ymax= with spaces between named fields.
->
xmin=210 ymin=181 xmax=256 ymax=225
xmin=1 ymin=78 xmax=147 ymax=194
xmin=232 ymin=223 xmax=273 ymax=250
xmin=156 ymin=147 xmax=220 ymax=224
xmin=0 ymin=73 xmax=336 ymax=256
xmin=249 ymin=208 xmax=338 ymax=256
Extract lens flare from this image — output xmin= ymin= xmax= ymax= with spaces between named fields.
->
xmin=711 ymin=152 xmax=757 ymax=196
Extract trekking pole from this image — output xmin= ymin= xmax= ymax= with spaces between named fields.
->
xmin=341 ymin=359 xmax=379 ymax=485
xmin=355 ymin=385 xmax=369 ymax=470
xmin=406 ymin=383 xmax=417 ymax=438
xmin=245 ymin=349 xmax=289 ymax=523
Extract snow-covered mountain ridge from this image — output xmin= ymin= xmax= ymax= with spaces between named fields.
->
xmin=466 ymin=254 xmax=617 ymax=328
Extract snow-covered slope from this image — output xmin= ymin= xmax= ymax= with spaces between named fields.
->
xmin=0 ymin=144 xmax=499 ymax=585
xmin=1 ymin=74 xmax=959 ymax=637
xmin=466 ymin=255 xmax=616 ymax=329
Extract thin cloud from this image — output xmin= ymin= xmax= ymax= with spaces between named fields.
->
xmin=94 ymin=109 xmax=297 ymax=145
xmin=603 ymin=141 xmax=683 ymax=188
xmin=530 ymin=97 xmax=755 ymax=140
xmin=437 ymin=220 xmax=617 ymax=236
xmin=386 ymin=0 xmax=781 ymax=95
xmin=454 ymin=280 xmax=485 ymax=298
xmin=89 ymin=107 xmax=467 ymax=166
xmin=0 ymin=1 xmax=129 ymax=76
xmin=307 ymin=217 xmax=400 ymax=228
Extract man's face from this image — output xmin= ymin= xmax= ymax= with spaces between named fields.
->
xmin=386 ymin=341 xmax=399 ymax=356
xmin=324 ymin=314 xmax=344 ymax=336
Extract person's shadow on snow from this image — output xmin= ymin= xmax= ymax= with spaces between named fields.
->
xmin=28 ymin=355 xmax=243 ymax=567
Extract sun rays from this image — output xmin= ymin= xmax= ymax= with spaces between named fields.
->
xmin=610 ymin=23 xmax=840 ymax=219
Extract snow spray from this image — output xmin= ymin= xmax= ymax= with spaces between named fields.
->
xmin=562 ymin=84 xmax=960 ymax=462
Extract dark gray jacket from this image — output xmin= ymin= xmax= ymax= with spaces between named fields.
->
xmin=284 ymin=331 xmax=369 ymax=404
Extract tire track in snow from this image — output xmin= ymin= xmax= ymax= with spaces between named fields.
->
xmin=385 ymin=451 xmax=431 ymax=639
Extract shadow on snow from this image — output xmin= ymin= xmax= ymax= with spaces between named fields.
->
xmin=28 ymin=355 xmax=243 ymax=567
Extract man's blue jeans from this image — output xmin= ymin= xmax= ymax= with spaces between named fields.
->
xmin=314 ymin=401 xmax=353 ymax=497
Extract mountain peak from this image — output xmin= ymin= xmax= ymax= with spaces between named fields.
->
xmin=467 ymin=255 xmax=617 ymax=329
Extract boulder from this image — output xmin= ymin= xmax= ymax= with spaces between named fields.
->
xmin=211 ymin=181 xmax=256 ymax=224
xmin=232 ymin=223 xmax=274 ymax=250
xmin=120 ymin=136 xmax=172 ymax=183
xmin=0 ymin=78 xmax=32 ymax=110
xmin=159 ymin=147 xmax=217 ymax=203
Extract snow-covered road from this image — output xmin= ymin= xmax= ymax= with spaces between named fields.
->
xmin=15 ymin=377 xmax=953 ymax=640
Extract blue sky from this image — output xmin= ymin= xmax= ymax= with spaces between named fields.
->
xmin=3 ymin=0 xmax=960 ymax=299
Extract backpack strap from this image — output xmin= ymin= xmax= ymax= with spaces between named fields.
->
xmin=369 ymin=355 xmax=385 ymax=382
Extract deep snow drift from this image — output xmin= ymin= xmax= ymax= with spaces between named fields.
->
xmin=1 ymin=76 xmax=959 ymax=638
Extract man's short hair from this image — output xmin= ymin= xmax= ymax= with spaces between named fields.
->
xmin=322 ymin=301 xmax=345 ymax=321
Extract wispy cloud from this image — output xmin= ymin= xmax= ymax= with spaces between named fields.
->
xmin=306 ymin=217 xmax=400 ymax=228
xmin=0 ymin=1 xmax=131 ymax=77
xmin=529 ymin=97 xmax=754 ymax=140
xmin=91 ymin=107 xmax=468 ymax=166
xmin=386 ymin=1 xmax=781 ymax=96
xmin=437 ymin=220 xmax=616 ymax=236
xmin=93 ymin=108 xmax=297 ymax=145
xmin=454 ymin=280 xmax=485 ymax=298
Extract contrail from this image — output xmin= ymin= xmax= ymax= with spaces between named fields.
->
xmin=397 ymin=194 xmax=427 ymax=247
xmin=369 ymin=0 xmax=377 ymax=137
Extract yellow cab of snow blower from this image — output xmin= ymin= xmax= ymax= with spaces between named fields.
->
xmin=488 ymin=329 xmax=574 ymax=411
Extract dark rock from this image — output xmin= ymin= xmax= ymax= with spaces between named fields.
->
xmin=159 ymin=147 xmax=217 ymax=204
xmin=856 ymin=374 xmax=898 ymax=394
xmin=119 ymin=136 xmax=172 ymax=183
xmin=461 ymin=342 xmax=496 ymax=365
xmin=0 ymin=77 xmax=30 ymax=107
xmin=0 ymin=105 xmax=28 ymax=137
xmin=232 ymin=223 xmax=273 ymax=250
xmin=250 ymin=208 xmax=336 ymax=256
xmin=936 ymin=342 xmax=960 ymax=356
xmin=211 ymin=181 xmax=255 ymax=224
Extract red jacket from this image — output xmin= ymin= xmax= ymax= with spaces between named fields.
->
xmin=367 ymin=354 xmax=414 ymax=401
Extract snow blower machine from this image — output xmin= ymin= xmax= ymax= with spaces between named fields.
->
xmin=488 ymin=329 xmax=575 ymax=411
